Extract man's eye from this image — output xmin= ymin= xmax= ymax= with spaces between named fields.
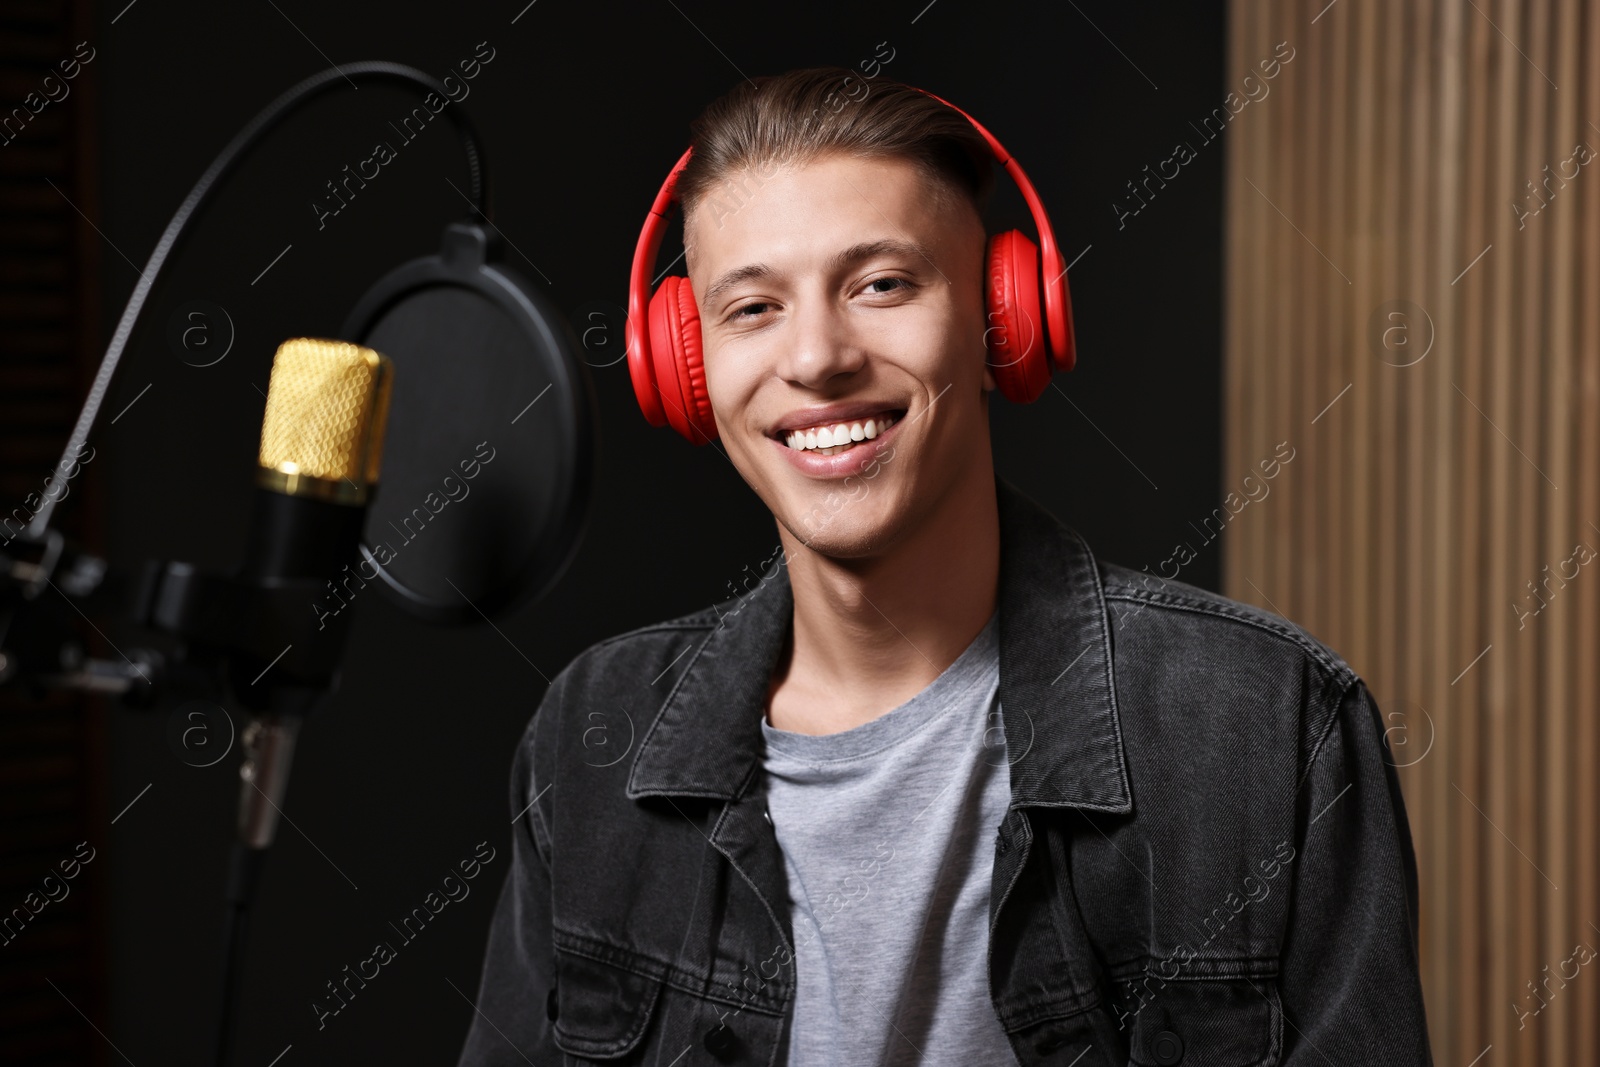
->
xmin=730 ymin=302 xmax=771 ymax=321
xmin=865 ymin=276 xmax=910 ymax=295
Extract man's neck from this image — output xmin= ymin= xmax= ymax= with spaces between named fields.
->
xmin=765 ymin=468 xmax=1001 ymax=736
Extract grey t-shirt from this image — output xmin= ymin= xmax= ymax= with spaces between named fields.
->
xmin=759 ymin=610 xmax=1019 ymax=1066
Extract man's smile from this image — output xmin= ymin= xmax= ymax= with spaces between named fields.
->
xmin=769 ymin=401 xmax=906 ymax=453
xmin=767 ymin=407 xmax=904 ymax=478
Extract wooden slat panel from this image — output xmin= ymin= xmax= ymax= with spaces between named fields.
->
xmin=1223 ymin=0 xmax=1598 ymax=1062
xmin=1427 ymin=0 xmax=1465 ymax=1049
xmin=0 ymin=0 xmax=107 ymax=1060
xmin=1459 ymin=3 xmax=1491 ymax=1053
xmin=1536 ymin=2 xmax=1574 ymax=1061
xmin=1576 ymin=3 xmax=1600 ymax=1057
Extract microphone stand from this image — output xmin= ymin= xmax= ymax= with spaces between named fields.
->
xmin=212 ymin=700 xmax=311 ymax=1067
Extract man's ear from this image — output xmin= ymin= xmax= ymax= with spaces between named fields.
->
xmin=981 ymin=361 xmax=999 ymax=394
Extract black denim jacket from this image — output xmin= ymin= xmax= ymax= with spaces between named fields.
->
xmin=458 ymin=477 xmax=1433 ymax=1066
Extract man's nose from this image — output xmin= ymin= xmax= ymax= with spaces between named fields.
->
xmin=777 ymin=293 xmax=866 ymax=388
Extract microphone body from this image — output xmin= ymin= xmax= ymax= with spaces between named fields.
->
xmin=236 ymin=488 xmax=367 ymax=583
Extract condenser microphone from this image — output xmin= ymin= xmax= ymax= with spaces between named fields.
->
xmin=206 ymin=337 xmax=392 ymax=1067
xmin=232 ymin=336 xmax=392 ymax=849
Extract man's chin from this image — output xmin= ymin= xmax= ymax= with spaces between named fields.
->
xmin=774 ymin=486 xmax=905 ymax=559
xmin=784 ymin=525 xmax=891 ymax=560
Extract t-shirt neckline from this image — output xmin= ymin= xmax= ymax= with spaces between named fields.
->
xmin=760 ymin=608 xmax=1000 ymax=763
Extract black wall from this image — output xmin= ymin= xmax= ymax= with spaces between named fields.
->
xmin=83 ymin=0 xmax=1225 ymax=1061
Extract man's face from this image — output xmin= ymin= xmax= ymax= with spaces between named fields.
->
xmin=685 ymin=151 xmax=996 ymax=559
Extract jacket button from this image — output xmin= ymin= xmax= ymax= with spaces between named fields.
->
xmin=763 ymin=806 xmax=772 ymax=825
xmin=1152 ymin=1029 xmax=1183 ymax=1064
xmin=703 ymin=1022 xmax=737 ymax=1060
xmin=545 ymin=985 xmax=558 ymax=1021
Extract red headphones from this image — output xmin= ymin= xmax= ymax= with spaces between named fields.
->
xmin=625 ymin=86 xmax=1075 ymax=445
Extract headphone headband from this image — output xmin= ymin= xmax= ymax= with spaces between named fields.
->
xmin=910 ymin=89 xmax=1071 ymax=367
xmin=626 ymin=146 xmax=693 ymax=427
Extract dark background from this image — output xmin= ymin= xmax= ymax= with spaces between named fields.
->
xmin=20 ymin=0 xmax=1225 ymax=1061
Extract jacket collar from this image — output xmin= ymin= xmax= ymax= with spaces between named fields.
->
xmin=626 ymin=476 xmax=1134 ymax=815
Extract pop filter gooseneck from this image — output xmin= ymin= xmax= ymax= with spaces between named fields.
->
xmin=24 ymin=60 xmax=488 ymax=540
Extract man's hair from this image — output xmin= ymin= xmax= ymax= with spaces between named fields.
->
xmin=677 ymin=66 xmax=997 ymax=261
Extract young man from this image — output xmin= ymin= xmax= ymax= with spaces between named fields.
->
xmin=458 ymin=67 xmax=1432 ymax=1066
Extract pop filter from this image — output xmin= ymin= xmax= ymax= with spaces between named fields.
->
xmin=339 ymin=220 xmax=595 ymax=625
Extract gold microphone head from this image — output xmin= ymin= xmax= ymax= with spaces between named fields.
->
xmin=256 ymin=338 xmax=393 ymax=504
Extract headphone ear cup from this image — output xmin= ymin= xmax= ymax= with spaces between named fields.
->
xmin=647 ymin=275 xmax=719 ymax=443
xmin=984 ymin=230 xmax=1050 ymax=404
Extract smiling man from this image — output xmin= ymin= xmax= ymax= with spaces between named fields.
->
xmin=458 ymin=67 xmax=1433 ymax=1066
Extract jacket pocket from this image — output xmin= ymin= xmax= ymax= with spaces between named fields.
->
xmin=550 ymin=946 xmax=664 ymax=1063
xmin=1126 ymin=976 xmax=1283 ymax=1067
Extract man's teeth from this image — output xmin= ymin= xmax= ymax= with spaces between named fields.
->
xmin=783 ymin=414 xmax=898 ymax=453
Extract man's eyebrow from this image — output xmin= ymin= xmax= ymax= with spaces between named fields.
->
xmin=698 ymin=238 xmax=936 ymax=311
